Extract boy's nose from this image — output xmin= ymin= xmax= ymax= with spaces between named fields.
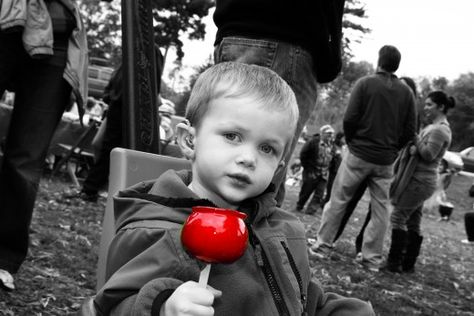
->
xmin=235 ymin=150 xmax=256 ymax=169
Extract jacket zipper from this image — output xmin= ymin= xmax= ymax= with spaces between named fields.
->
xmin=281 ymin=241 xmax=308 ymax=315
xmin=248 ymin=226 xmax=290 ymax=316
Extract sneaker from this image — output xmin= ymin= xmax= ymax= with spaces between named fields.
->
xmin=461 ymin=239 xmax=474 ymax=245
xmin=308 ymin=244 xmax=332 ymax=259
xmin=355 ymin=255 xmax=380 ymax=272
xmin=0 ymin=269 xmax=15 ymax=291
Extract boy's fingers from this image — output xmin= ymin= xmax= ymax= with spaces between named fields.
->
xmin=183 ymin=282 xmax=218 ymax=305
xmin=189 ymin=305 xmax=215 ymax=316
xmin=207 ymin=285 xmax=222 ymax=298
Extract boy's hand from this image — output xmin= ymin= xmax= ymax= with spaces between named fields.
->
xmin=160 ymin=281 xmax=222 ymax=316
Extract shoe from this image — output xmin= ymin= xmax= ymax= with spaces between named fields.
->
xmin=0 ymin=269 xmax=15 ymax=291
xmin=402 ymin=232 xmax=423 ymax=273
xmin=384 ymin=229 xmax=407 ymax=273
xmin=63 ymin=189 xmax=98 ymax=202
xmin=305 ymin=205 xmax=322 ymax=215
xmin=308 ymin=244 xmax=332 ymax=259
xmin=79 ymin=191 xmax=99 ymax=202
xmin=355 ymin=255 xmax=380 ymax=272
xmin=461 ymin=239 xmax=474 ymax=245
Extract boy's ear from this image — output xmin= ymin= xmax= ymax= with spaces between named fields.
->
xmin=176 ymin=122 xmax=196 ymax=160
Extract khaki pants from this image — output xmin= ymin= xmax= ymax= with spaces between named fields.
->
xmin=316 ymin=151 xmax=394 ymax=266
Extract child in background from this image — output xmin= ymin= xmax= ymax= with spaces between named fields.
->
xmin=85 ymin=62 xmax=374 ymax=315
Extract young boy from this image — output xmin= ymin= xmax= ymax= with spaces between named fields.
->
xmin=89 ymin=62 xmax=374 ymax=315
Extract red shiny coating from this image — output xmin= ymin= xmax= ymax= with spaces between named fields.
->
xmin=181 ymin=206 xmax=249 ymax=263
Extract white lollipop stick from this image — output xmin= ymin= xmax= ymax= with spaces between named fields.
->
xmin=198 ymin=263 xmax=211 ymax=288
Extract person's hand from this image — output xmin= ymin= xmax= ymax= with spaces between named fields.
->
xmin=160 ymin=281 xmax=222 ymax=316
xmin=409 ymin=145 xmax=417 ymax=155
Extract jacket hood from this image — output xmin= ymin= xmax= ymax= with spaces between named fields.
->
xmin=113 ymin=169 xmax=279 ymax=231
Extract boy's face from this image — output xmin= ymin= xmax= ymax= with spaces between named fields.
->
xmin=188 ymin=95 xmax=291 ymax=209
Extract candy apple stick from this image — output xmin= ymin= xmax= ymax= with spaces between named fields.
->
xmin=198 ymin=263 xmax=211 ymax=288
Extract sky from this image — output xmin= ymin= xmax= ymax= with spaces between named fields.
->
xmin=164 ymin=0 xmax=474 ymax=88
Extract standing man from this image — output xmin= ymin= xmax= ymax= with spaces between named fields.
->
xmin=295 ymin=125 xmax=335 ymax=214
xmin=213 ymin=0 xmax=345 ymax=205
xmin=310 ymin=45 xmax=417 ymax=271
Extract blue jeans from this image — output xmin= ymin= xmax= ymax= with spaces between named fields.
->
xmin=0 ymin=32 xmax=71 ymax=273
xmin=316 ymin=151 xmax=394 ymax=266
xmin=390 ymin=175 xmax=436 ymax=235
xmin=214 ymin=37 xmax=318 ymax=205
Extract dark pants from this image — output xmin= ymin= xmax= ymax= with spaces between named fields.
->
xmin=0 ymin=32 xmax=71 ymax=273
xmin=465 ymin=212 xmax=474 ymax=242
xmin=296 ymin=171 xmax=327 ymax=210
xmin=333 ymin=179 xmax=370 ymax=245
xmin=82 ymin=97 xmax=123 ymax=195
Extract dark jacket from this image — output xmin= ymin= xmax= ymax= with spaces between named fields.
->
xmin=344 ymin=71 xmax=417 ymax=165
xmin=300 ymin=134 xmax=336 ymax=179
xmin=214 ymin=0 xmax=319 ymax=57
xmin=92 ymin=169 xmax=374 ymax=315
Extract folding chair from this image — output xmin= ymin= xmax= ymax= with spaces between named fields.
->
xmin=51 ymin=120 xmax=99 ymax=187
xmin=96 ymin=147 xmax=191 ymax=290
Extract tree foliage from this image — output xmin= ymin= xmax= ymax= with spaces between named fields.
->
xmin=78 ymin=0 xmax=122 ymax=66
xmin=342 ymin=0 xmax=370 ymax=58
xmin=307 ymin=60 xmax=374 ymax=133
xmin=152 ymin=0 xmax=214 ymax=60
xmin=446 ymin=73 xmax=474 ymax=150
xmin=77 ymin=0 xmax=214 ymax=65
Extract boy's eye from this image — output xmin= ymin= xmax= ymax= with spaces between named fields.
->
xmin=224 ymin=133 xmax=239 ymax=142
xmin=260 ymin=144 xmax=275 ymax=155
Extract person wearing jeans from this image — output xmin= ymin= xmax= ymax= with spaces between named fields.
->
xmin=213 ymin=0 xmax=323 ymax=205
xmin=387 ymin=91 xmax=453 ymax=273
xmin=0 ymin=0 xmax=88 ymax=291
xmin=310 ymin=45 xmax=417 ymax=271
xmin=316 ymin=151 xmax=394 ymax=266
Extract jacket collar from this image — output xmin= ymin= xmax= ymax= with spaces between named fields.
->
xmin=376 ymin=70 xmax=398 ymax=79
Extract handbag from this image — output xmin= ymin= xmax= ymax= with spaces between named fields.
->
xmin=390 ymin=141 xmax=418 ymax=205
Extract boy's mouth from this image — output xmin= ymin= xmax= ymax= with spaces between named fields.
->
xmin=227 ymin=173 xmax=252 ymax=186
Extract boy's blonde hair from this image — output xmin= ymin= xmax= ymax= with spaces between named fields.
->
xmin=185 ymin=62 xmax=299 ymax=139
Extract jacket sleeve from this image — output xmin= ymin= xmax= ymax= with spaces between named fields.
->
xmin=300 ymin=136 xmax=319 ymax=169
xmin=300 ymin=139 xmax=313 ymax=169
xmin=93 ymin=222 xmax=199 ymax=315
xmin=343 ymin=80 xmax=364 ymax=143
xmin=306 ymin=280 xmax=375 ymax=316
xmin=110 ymin=278 xmax=183 ymax=316
xmin=416 ymin=126 xmax=450 ymax=162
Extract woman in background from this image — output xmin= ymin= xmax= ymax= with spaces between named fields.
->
xmin=385 ymin=90 xmax=454 ymax=273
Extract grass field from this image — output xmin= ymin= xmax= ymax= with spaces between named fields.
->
xmin=0 ymin=172 xmax=473 ymax=315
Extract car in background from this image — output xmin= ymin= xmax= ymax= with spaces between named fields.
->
xmin=88 ymin=57 xmax=114 ymax=99
xmin=460 ymin=147 xmax=474 ymax=173
xmin=440 ymin=150 xmax=464 ymax=173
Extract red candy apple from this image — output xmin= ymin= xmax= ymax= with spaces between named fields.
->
xmin=181 ymin=206 xmax=248 ymax=264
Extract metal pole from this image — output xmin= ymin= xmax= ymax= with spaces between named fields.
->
xmin=122 ymin=0 xmax=160 ymax=153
